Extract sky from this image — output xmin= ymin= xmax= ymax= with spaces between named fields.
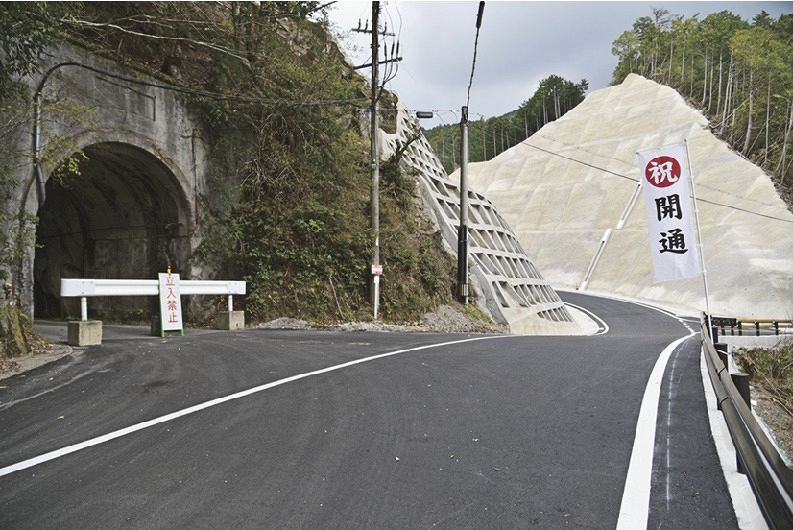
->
xmin=324 ymin=1 xmax=792 ymax=128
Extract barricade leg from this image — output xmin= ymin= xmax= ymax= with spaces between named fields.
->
xmin=67 ymin=320 xmax=102 ymax=346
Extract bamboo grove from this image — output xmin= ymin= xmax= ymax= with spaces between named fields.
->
xmin=612 ymin=9 xmax=793 ymax=196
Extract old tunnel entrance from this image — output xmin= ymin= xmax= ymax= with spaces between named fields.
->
xmin=34 ymin=142 xmax=191 ymax=320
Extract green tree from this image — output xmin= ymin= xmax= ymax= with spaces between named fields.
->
xmin=426 ymin=75 xmax=587 ymax=173
xmin=612 ymin=9 xmax=793 ymax=197
xmin=611 ymin=30 xmax=640 ymax=81
xmin=0 ymin=3 xmax=68 ymax=355
xmin=0 ymin=3 xmax=63 ymax=92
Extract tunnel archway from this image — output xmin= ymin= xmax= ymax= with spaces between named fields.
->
xmin=34 ymin=142 xmax=191 ymax=320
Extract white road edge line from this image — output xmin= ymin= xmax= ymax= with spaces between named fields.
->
xmin=699 ymin=348 xmax=768 ymax=529
xmin=616 ymin=331 xmax=694 ymax=530
xmin=563 ymin=302 xmax=609 ymax=335
xmin=0 ymin=334 xmax=509 ymax=478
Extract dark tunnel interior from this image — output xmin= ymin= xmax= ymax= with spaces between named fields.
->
xmin=34 ymin=142 xmax=189 ymax=320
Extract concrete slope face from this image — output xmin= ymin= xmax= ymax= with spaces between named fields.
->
xmin=378 ymin=102 xmax=581 ymax=334
xmin=465 ymin=74 xmax=793 ymax=319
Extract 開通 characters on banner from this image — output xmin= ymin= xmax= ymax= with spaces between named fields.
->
xmin=637 ymin=143 xmax=702 ymax=282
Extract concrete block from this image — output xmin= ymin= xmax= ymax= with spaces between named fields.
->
xmin=67 ymin=320 xmax=103 ymax=346
xmin=216 ymin=311 xmax=244 ymax=330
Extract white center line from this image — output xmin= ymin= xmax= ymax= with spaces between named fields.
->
xmin=0 ymin=334 xmax=509 ymax=478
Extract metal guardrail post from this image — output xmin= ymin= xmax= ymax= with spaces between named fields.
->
xmin=756 ymin=321 xmax=761 ymax=336
xmin=731 ymin=373 xmax=751 ymax=409
xmin=715 ymin=343 xmax=728 ymax=369
xmin=732 ymin=371 xmax=752 ymax=475
xmin=701 ymin=314 xmax=793 ymax=527
xmin=715 ymin=343 xmax=728 ymax=411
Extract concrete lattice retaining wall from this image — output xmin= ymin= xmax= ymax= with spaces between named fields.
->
xmin=378 ymin=102 xmax=580 ymax=334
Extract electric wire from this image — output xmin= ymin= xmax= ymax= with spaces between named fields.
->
xmin=41 ymin=61 xmax=369 ymax=109
xmin=516 ymin=139 xmax=793 ymax=225
xmin=42 ymin=51 xmax=793 ymax=228
xmin=466 ymin=2 xmax=485 ymax=108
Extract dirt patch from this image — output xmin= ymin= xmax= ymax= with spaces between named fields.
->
xmin=734 ymin=340 xmax=793 ymax=464
xmin=750 ymin=383 xmax=793 ymax=464
xmin=0 ymin=343 xmax=73 ymax=381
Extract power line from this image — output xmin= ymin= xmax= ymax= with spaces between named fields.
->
xmin=40 ymin=61 xmax=369 ymax=109
xmin=516 ymin=139 xmax=793 ymax=225
xmin=466 ymin=2 xmax=485 ymax=108
xmin=519 ymin=140 xmax=637 ymax=183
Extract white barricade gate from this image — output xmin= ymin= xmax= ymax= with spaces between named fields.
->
xmin=59 ymin=278 xmax=247 ymax=346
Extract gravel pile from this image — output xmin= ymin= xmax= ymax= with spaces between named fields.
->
xmin=254 ymin=305 xmax=507 ymax=334
xmin=257 ymin=318 xmax=311 ymax=330
xmin=329 ymin=304 xmax=506 ymax=334
xmin=419 ymin=304 xmax=506 ymax=333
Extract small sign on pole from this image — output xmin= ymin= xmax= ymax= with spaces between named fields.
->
xmin=371 ymin=264 xmax=383 ymax=276
xmin=158 ymin=272 xmax=184 ymax=336
xmin=637 ymin=143 xmax=702 ymax=283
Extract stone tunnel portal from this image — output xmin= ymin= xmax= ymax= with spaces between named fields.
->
xmin=34 ymin=142 xmax=191 ymax=320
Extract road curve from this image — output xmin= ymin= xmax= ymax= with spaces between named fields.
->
xmin=0 ymin=293 xmax=738 ymax=528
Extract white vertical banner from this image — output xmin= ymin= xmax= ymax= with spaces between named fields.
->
xmin=158 ymin=272 xmax=183 ymax=333
xmin=637 ymin=143 xmax=702 ymax=282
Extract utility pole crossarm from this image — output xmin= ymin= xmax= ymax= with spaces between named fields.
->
xmin=353 ymin=57 xmax=402 ymax=71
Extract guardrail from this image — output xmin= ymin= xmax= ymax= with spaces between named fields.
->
xmin=702 ymin=314 xmax=793 ymax=528
xmin=712 ymin=316 xmax=793 ymax=337
xmin=59 ymin=278 xmax=246 ymax=345
xmin=61 ymin=278 xmax=246 ymax=321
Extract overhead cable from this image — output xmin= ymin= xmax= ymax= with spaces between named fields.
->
xmin=517 ymin=140 xmax=793 ymax=225
xmin=466 ymin=2 xmax=485 ymax=108
xmin=41 ymin=61 xmax=369 ymax=109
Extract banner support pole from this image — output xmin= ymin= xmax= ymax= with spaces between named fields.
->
xmin=684 ymin=138 xmax=712 ymax=332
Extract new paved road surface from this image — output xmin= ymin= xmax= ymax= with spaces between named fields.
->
xmin=0 ymin=293 xmax=739 ymax=528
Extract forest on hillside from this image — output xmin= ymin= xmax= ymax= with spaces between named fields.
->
xmin=425 ymin=9 xmax=793 ymax=205
xmin=424 ymin=75 xmax=588 ymax=174
xmin=612 ymin=9 xmax=793 ymax=198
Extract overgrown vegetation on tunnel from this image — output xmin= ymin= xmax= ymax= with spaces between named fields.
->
xmin=1 ymin=1 xmax=456 ymax=330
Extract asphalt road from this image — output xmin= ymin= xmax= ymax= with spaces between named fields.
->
xmin=0 ymin=293 xmax=739 ymax=528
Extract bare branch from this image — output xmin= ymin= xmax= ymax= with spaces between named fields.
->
xmin=61 ymin=17 xmax=251 ymax=68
